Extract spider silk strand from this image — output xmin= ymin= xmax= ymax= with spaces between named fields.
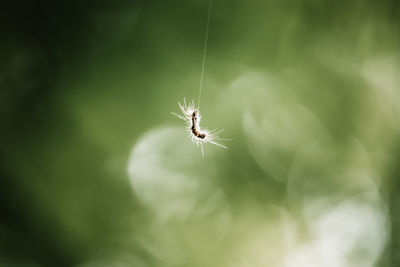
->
xmin=198 ymin=0 xmax=213 ymax=109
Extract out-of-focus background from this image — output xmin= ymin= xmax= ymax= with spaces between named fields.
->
xmin=1 ymin=0 xmax=399 ymax=266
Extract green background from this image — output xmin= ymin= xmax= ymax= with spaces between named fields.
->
xmin=1 ymin=0 xmax=399 ymax=266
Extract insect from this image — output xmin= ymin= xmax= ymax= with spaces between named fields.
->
xmin=172 ymin=99 xmax=227 ymax=155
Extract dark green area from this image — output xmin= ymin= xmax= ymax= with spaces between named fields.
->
xmin=1 ymin=0 xmax=399 ymax=266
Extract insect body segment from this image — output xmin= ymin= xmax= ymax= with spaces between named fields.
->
xmin=191 ymin=111 xmax=206 ymax=139
xmin=172 ymin=99 xmax=227 ymax=155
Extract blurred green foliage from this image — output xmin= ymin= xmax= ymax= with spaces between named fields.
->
xmin=0 ymin=0 xmax=399 ymax=266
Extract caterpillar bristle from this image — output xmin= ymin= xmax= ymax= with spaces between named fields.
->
xmin=172 ymin=99 xmax=227 ymax=155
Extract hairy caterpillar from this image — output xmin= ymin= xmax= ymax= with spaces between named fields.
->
xmin=172 ymin=99 xmax=227 ymax=155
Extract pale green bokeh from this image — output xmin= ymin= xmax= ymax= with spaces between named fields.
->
xmin=1 ymin=0 xmax=399 ymax=266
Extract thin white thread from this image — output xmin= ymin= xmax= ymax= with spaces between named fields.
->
xmin=198 ymin=0 xmax=213 ymax=109
xmin=172 ymin=1 xmax=228 ymax=156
